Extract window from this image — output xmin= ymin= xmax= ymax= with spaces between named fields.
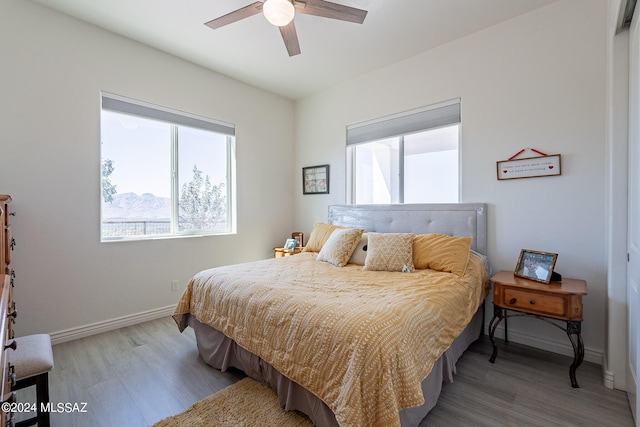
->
xmin=347 ymin=99 xmax=460 ymax=204
xmin=100 ymin=94 xmax=236 ymax=241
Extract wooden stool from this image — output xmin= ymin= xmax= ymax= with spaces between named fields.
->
xmin=12 ymin=334 xmax=54 ymax=427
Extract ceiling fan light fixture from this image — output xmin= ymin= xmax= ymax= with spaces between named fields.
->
xmin=263 ymin=0 xmax=295 ymax=27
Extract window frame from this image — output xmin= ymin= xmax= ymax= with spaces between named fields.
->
xmin=346 ymin=99 xmax=461 ymax=205
xmin=100 ymin=93 xmax=237 ymax=242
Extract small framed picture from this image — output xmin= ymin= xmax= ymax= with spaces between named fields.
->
xmin=284 ymin=238 xmax=298 ymax=251
xmin=514 ymin=249 xmax=558 ymax=284
xmin=303 ymin=164 xmax=329 ymax=195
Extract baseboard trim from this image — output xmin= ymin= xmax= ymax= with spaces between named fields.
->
xmin=49 ymin=305 xmax=176 ymax=345
xmin=604 ymin=370 xmax=616 ymax=389
xmin=488 ymin=323 xmax=602 ymax=366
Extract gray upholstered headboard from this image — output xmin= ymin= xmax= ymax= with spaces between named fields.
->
xmin=328 ymin=203 xmax=487 ymax=256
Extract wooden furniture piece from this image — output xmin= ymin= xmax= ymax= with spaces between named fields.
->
xmin=0 ymin=195 xmax=14 ymax=276
xmin=0 ymin=195 xmax=16 ymax=426
xmin=488 ymin=270 xmax=587 ymax=388
xmin=12 ymin=335 xmax=54 ymax=427
xmin=273 ymin=247 xmax=303 ymax=258
xmin=0 ymin=274 xmax=13 ymax=427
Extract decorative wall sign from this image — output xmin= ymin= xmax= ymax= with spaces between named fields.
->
xmin=497 ymin=149 xmax=561 ymax=180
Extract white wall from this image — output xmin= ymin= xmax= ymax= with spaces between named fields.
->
xmin=1 ymin=0 xmax=621 ymax=380
xmin=295 ymin=0 xmax=609 ymax=364
xmin=0 ymin=0 xmax=295 ymax=337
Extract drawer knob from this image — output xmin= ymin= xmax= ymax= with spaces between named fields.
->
xmin=509 ymin=298 xmax=517 ymax=304
xmin=529 ymin=300 xmax=535 ymax=305
xmin=4 ymin=341 xmax=16 ymax=351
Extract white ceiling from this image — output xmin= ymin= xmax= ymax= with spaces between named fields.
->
xmin=29 ymin=0 xmax=559 ymax=100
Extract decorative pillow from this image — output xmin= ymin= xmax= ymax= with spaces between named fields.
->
xmin=363 ymin=232 xmax=415 ymax=272
xmin=413 ymin=233 xmax=472 ymax=276
xmin=317 ymin=228 xmax=364 ymax=267
xmin=303 ymin=223 xmax=344 ymax=252
xmin=347 ymin=233 xmax=368 ymax=265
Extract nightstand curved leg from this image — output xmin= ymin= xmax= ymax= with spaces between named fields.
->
xmin=488 ymin=305 xmax=504 ymax=363
xmin=567 ymin=321 xmax=584 ymax=388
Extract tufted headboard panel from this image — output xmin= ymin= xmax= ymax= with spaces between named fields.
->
xmin=328 ymin=203 xmax=487 ymax=256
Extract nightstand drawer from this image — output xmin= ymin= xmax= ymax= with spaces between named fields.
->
xmin=503 ymin=288 xmax=567 ymax=317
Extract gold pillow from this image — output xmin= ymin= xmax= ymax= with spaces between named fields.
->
xmin=413 ymin=233 xmax=472 ymax=276
xmin=303 ymin=223 xmax=344 ymax=252
xmin=363 ymin=232 xmax=415 ymax=272
xmin=317 ymin=228 xmax=364 ymax=267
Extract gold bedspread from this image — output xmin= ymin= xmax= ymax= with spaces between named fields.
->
xmin=173 ymin=253 xmax=487 ymax=427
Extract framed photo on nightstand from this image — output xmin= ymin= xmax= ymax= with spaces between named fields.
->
xmin=284 ymin=238 xmax=298 ymax=251
xmin=514 ymin=249 xmax=558 ymax=284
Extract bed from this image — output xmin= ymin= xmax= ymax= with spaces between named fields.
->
xmin=174 ymin=203 xmax=488 ymax=427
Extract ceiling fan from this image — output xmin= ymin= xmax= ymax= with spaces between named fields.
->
xmin=205 ymin=0 xmax=368 ymax=57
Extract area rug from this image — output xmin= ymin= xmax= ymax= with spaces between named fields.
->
xmin=153 ymin=377 xmax=314 ymax=427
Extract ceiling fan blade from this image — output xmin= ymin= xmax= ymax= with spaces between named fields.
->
xmin=279 ymin=20 xmax=301 ymax=56
xmin=296 ymin=0 xmax=367 ymax=24
xmin=205 ymin=2 xmax=263 ymax=30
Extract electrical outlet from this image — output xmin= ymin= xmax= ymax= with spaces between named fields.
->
xmin=171 ymin=280 xmax=179 ymax=292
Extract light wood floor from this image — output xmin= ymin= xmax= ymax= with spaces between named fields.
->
xmin=15 ymin=317 xmax=634 ymax=426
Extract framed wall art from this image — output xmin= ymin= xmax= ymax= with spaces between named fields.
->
xmin=514 ymin=249 xmax=558 ymax=284
xmin=303 ymin=164 xmax=329 ymax=195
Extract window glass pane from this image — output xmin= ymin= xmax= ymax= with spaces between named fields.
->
xmin=178 ymin=126 xmax=230 ymax=233
xmin=100 ymin=97 xmax=235 ymax=242
xmin=404 ymin=125 xmax=459 ymax=203
xmin=101 ymin=111 xmax=171 ymax=238
xmin=354 ymin=138 xmax=400 ymax=204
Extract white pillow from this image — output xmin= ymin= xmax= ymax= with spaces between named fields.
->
xmin=347 ymin=233 xmax=368 ymax=265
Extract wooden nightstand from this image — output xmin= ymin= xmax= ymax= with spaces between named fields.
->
xmin=488 ymin=270 xmax=587 ymax=388
xmin=274 ymin=247 xmax=303 ymax=258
